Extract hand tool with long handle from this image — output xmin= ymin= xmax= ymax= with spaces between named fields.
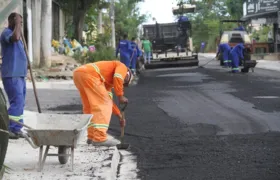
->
xmin=116 ymin=103 xmax=130 ymax=150
xmin=21 ymin=33 xmax=42 ymax=113
xmin=120 ymin=110 xmax=125 ymax=144
xmin=198 ymin=57 xmax=216 ymax=68
xmin=10 ymin=119 xmax=33 ymax=129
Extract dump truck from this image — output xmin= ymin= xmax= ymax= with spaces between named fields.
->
xmin=141 ymin=3 xmax=198 ymax=69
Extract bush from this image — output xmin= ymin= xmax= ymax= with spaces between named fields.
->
xmin=73 ymin=46 xmax=118 ymax=64
xmin=73 ymin=33 xmax=120 ymax=64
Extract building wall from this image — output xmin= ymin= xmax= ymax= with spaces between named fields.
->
xmin=0 ymin=0 xmax=23 ymax=56
xmin=0 ymin=0 xmax=23 ymax=34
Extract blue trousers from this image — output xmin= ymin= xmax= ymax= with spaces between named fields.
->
xmin=2 ymin=77 xmax=26 ymax=133
xmin=120 ymin=53 xmax=131 ymax=68
xmin=230 ymin=53 xmax=239 ymax=73
xmin=223 ymin=51 xmax=230 ymax=67
xmin=130 ymin=54 xmax=137 ymax=72
xmin=143 ymin=52 xmax=151 ymax=64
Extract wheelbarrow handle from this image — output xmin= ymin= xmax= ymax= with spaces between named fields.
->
xmin=10 ymin=119 xmax=33 ymax=129
xmin=9 ymin=119 xmax=39 ymax=149
xmin=23 ymin=133 xmax=39 ymax=149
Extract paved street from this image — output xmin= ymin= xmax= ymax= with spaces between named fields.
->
xmin=25 ymin=56 xmax=280 ymax=180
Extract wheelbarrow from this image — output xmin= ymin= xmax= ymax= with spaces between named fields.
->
xmin=21 ymin=113 xmax=92 ymax=172
xmin=241 ymin=59 xmax=257 ymax=73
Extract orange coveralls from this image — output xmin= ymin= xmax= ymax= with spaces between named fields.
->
xmin=73 ymin=61 xmax=128 ymax=142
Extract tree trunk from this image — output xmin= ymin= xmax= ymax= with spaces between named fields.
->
xmin=31 ymin=0 xmax=42 ymax=67
xmin=110 ymin=0 xmax=116 ymax=48
xmin=98 ymin=11 xmax=103 ymax=34
xmin=40 ymin=0 xmax=52 ymax=68
xmin=73 ymin=11 xmax=86 ymax=42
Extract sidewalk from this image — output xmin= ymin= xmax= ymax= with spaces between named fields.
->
xmin=199 ymin=53 xmax=280 ymax=72
xmin=3 ymin=110 xmax=120 ymax=180
xmin=0 ymin=80 xmax=76 ymax=90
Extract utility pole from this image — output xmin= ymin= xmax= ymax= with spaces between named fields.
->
xmin=110 ymin=0 xmax=116 ymax=48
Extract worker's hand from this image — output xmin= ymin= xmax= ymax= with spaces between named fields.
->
xmin=119 ymin=118 xmax=126 ymax=127
xmin=119 ymin=96 xmax=128 ymax=104
xmin=15 ymin=14 xmax=22 ymax=26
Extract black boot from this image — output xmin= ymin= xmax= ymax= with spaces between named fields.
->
xmin=9 ymin=131 xmax=19 ymax=139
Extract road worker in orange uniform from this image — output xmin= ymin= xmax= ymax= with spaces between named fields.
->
xmin=73 ymin=60 xmax=134 ymax=147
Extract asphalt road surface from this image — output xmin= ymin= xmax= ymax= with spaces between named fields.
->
xmin=25 ymin=55 xmax=280 ymax=180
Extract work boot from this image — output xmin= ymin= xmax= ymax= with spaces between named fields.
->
xmin=14 ymin=131 xmax=27 ymax=138
xmin=90 ymin=136 xmax=120 ymax=147
xmin=9 ymin=131 xmax=19 ymax=139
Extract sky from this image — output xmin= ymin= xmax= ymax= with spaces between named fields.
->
xmin=138 ymin=0 xmax=178 ymax=24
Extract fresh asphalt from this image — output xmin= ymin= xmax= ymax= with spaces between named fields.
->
xmin=25 ymin=55 xmax=280 ymax=180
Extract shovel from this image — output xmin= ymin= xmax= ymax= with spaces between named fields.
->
xmin=116 ymin=103 xmax=130 ymax=150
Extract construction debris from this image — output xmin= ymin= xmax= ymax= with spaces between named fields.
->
xmin=26 ymin=54 xmax=81 ymax=82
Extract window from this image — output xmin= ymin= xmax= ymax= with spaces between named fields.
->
xmin=244 ymin=34 xmax=251 ymax=44
xmin=220 ymin=34 xmax=229 ymax=43
xmin=229 ymin=33 xmax=244 ymax=43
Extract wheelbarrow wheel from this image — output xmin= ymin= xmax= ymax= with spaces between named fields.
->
xmin=58 ymin=146 xmax=70 ymax=164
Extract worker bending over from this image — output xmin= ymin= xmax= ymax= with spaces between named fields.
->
xmin=216 ymin=43 xmax=231 ymax=68
xmin=229 ymin=43 xmax=245 ymax=73
xmin=130 ymin=37 xmax=142 ymax=75
xmin=73 ymin=61 xmax=134 ymax=147
xmin=0 ymin=13 xmax=27 ymax=139
xmin=116 ymin=34 xmax=133 ymax=68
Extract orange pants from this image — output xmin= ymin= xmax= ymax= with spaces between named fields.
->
xmin=73 ymin=71 xmax=112 ymax=142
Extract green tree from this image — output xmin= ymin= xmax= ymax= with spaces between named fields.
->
xmin=114 ymin=0 xmax=147 ymax=41
xmin=57 ymin=0 xmax=107 ymax=42
xmin=225 ymin=0 xmax=243 ymax=19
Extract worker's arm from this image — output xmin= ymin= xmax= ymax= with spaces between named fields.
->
xmin=216 ymin=45 xmax=221 ymax=57
xmin=149 ymin=41 xmax=152 ymax=49
xmin=107 ymin=90 xmax=122 ymax=117
xmin=128 ymin=41 xmax=133 ymax=52
xmin=136 ymin=45 xmax=142 ymax=57
xmin=239 ymin=46 xmax=245 ymax=59
xmin=112 ymin=102 xmax=121 ymax=118
xmin=4 ymin=15 xmax=21 ymax=43
xmin=113 ymin=64 xmax=128 ymax=99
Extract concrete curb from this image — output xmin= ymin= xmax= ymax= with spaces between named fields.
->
xmin=110 ymin=147 xmax=121 ymax=180
xmin=0 ymin=80 xmax=76 ymax=90
xmin=255 ymin=60 xmax=280 ymax=72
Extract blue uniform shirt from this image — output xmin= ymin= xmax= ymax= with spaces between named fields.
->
xmin=234 ymin=26 xmax=245 ymax=31
xmin=231 ymin=43 xmax=244 ymax=59
xmin=218 ymin=43 xmax=231 ymax=54
xmin=178 ymin=16 xmax=188 ymax=23
xmin=116 ymin=40 xmax=132 ymax=57
xmin=130 ymin=41 xmax=142 ymax=57
xmin=0 ymin=28 xmax=27 ymax=77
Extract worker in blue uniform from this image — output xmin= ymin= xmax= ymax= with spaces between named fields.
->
xmin=177 ymin=15 xmax=189 ymax=31
xmin=229 ymin=43 xmax=245 ymax=73
xmin=178 ymin=16 xmax=189 ymax=23
xmin=216 ymin=43 xmax=231 ymax=67
xmin=234 ymin=23 xmax=245 ymax=31
xmin=130 ymin=37 xmax=142 ymax=75
xmin=116 ymin=34 xmax=133 ymax=67
xmin=0 ymin=13 xmax=28 ymax=139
